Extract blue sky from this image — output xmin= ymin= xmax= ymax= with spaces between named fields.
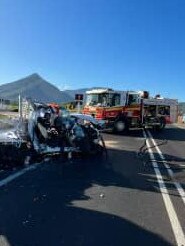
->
xmin=0 ymin=0 xmax=185 ymax=101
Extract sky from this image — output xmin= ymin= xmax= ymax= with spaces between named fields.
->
xmin=0 ymin=0 xmax=185 ymax=101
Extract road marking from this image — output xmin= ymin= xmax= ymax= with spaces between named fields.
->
xmin=0 ymin=235 xmax=11 ymax=246
xmin=0 ymin=164 xmax=39 ymax=188
xmin=143 ymin=130 xmax=185 ymax=246
xmin=147 ymin=129 xmax=185 ymax=206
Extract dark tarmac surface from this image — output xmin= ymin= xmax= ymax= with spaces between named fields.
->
xmin=0 ymin=125 xmax=184 ymax=246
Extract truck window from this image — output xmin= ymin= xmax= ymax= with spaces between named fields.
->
xmin=158 ymin=106 xmax=170 ymax=116
xmin=128 ymin=94 xmax=139 ymax=105
xmin=111 ymin=93 xmax=120 ymax=106
xmin=86 ymin=94 xmax=99 ymax=106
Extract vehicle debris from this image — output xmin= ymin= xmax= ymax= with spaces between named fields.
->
xmin=0 ymin=99 xmax=106 ymax=168
xmin=22 ymin=220 xmax=29 ymax=225
xmin=33 ymin=197 xmax=39 ymax=202
xmin=99 ymin=193 xmax=105 ymax=198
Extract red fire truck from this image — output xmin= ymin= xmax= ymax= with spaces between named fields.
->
xmin=82 ymin=88 xmax=178 ymax=132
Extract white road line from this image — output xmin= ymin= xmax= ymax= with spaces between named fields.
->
xmin=143 ymin=130 xmax=185 ymax=246
xmin=147 ymin=129 xmax=185 ymax=206
xmin=0 ymin=164 xmax=39 ymax=188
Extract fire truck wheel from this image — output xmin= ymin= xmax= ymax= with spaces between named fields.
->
xmin=155 ymin=117 xmax=166 ymax=131
xmin=114 ymin=120 xmax=128 ymax=133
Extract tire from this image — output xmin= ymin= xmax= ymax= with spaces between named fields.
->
xmin=113 ymin=119 xmax=128 ymax=133
xmin=155 ymin=117 xmax=166 ymax=131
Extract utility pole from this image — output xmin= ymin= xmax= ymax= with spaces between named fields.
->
xmin=18 ymin=94 xmax=23 ymax=121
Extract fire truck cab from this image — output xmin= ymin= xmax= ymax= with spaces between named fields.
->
xmin=83 ymin=88 xmax=178 ymax=132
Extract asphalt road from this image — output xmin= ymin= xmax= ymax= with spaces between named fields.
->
xmin=0 ymin=125 xmax=185 ymax=246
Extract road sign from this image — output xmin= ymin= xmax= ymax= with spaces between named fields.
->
xmin=75 ymin=94 xmax=83 ymax=101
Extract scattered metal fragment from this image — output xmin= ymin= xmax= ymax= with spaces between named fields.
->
xmin=33 ymin=197 xmax=39 ymax=202
xmin=99 ymin=193 xmax=105 ymax=198
xmin=22 ymin=220 xmax=29 ymax=225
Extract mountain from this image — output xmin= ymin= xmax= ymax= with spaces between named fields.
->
xmin=0 ymin=73 xmax=109 ymax=104
xmin=63 ymin=88 xmax=89 ymax=100
xmin=0 ymin=73 xmax=73 ymax=103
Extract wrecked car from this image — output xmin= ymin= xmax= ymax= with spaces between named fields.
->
xmin=0 ymin=101 xmax=105 ymax=168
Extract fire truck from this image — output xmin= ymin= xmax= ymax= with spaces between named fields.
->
xmin=82 ymin=88 xmax=178 ymax=132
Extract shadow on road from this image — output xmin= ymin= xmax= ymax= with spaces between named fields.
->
xmin=0 ymin=149 xmax=174 ymax=246
xmin=150 ymin=127 xmax=185 ymax=142
xmin=105 ymin=126 xmax=185 ymax=142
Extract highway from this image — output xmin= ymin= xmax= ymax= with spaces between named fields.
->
xmin=0 ymin=125 xmax=185 ymax=246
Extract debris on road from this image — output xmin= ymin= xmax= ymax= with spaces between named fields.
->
xmin=22 ymin=220 xmax=29 ymax=225
xmin=99 ymin=193 xmax=105 ymax=198
xmin=33 ymin=197 xmax=39 ymax=202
